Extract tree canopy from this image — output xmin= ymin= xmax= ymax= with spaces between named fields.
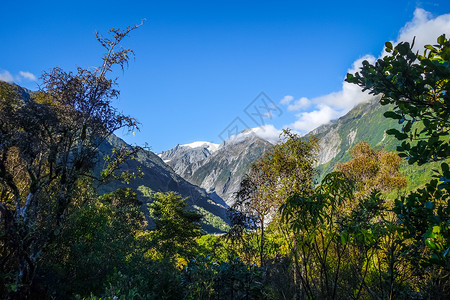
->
xmin=336 ymin=141 xmax=407 ymax=198
xmin=0 ymin=23 xmax=142 ymax=298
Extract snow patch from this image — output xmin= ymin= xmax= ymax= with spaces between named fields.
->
xmin=181 ymin=141 xmax=220 ymax=153
xmin=224 ymin=125 xmax=281 ymax=146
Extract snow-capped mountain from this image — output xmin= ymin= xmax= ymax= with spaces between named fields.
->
xmin=182 ymin=141 xmax=220 ymax=152
xmin=160 ymin=133 xmax=273 ymax=205
xmin=158 ymin=141 xmax=220 ymax=175
xmin=95 ymin=135 xmax=229 ymax=233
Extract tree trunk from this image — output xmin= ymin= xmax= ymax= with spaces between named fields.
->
xmin=260 ymin=216 xmax=265 ymax=267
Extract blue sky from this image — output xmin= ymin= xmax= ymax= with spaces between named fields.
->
xmin=1 ymin=1 xmax=450 ymax=152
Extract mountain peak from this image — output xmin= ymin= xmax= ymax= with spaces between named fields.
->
xmin=180 ymin=141 xmax=220 ymax=153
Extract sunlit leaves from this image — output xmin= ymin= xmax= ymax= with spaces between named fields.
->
xmin=148 ymin=191 xmax=203 ymax=261
xmin=336 ymin=141 xmax=407 ymax=198
xmin=346 ymin=34 xmax=450 ymax=166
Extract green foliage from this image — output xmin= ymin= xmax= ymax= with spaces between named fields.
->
xmin=193 ymin=205 xmax=230 ymax=233
xmin=36 ymin=187 xmax=147 ymax=298
xmin=281 ymin=171 xmax=352 ymax=234
xmin=279 ymin=171 xmax=355 ymax=299
xmin=80 ymin=260 xmax=185 ymax=300
xmin=137 ymin=185 xmax=154 ymax=198
xmin=347 ymin=34 xmax=450 ymax=297
xmin=0 ymin=24 xmax=142 ymax=299
xmin=196 ymin=235 xmax=229 ymax=262
xmin=183 ymin=256 xmax=265 ymax=300
xmin=101 ymin=147 xmax=145 ymax=184
xmin=346 ymin=34 xmax=449 ymax=166
xmin=231 ymin=129 xmax=319 ymax=266
xmin=4 ymin=22 xmax=450 ymax=300
xmin=148 ymin=191 xmax=204 ymax=261
xmin=394 ymin=179 xmax=450 ymax=267
xmin=136 ymin=185 xmax=228 ymax=234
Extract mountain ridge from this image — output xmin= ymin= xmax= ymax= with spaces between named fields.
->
xmin=160 ymin=133 xmax=274 ymax=205
xmin=96 ymin=135 xmax=230 ymax=232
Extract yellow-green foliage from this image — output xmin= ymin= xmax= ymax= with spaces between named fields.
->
xmin=337 ymin=141 xmax=407 ymax=198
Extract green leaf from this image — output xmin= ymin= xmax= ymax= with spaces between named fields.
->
xmin=425 ymin=45 xmax=437 ymax=52
xmin=442 ymin=162 xmax=449 ymax=174
xmin=432 ymin=225 xmax=441 ymax=234
xmin=386 ymin=128 xmax=399 ymax=135
xmin=431 ymin=254 xmax=440 ymax=261
xmin=426 ymin=239 xmax=437 ymax=250
xmin=385 ymin=41 xmax=393 ymax=52
xmin=386 ymin=128 xmax=408 ymax=140
xmin=383 ymin=111 xmax=402 ymax=120
xmin=340 ymin=233 xmax=347 ymax=245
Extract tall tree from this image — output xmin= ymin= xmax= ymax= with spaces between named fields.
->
xmin=0 ymin=23 xmax=142 ymax=298
xmin=232 ymin=129 xmax=319 ymax=266
xmin=148 ymin=191 xmax=203 ymax=262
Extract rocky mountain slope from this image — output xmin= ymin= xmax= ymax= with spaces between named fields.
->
xmin=102 ymin=94 xmax=441 ymax=232
xmin=310 ymin=96 xmax=401 ymax=177
xmin=158 ymin=141 xmax=219 ymax=175
xmin=96 ymin=136 xmax=229 ymax=233
xmin=161 ymin=96 xmax=444 ymax=203
xmin=160 ymin=132 xmax=273 ymax=205
xmin=309 ymin=96 xmax=449 ymax=191
xmin=13 ymin=78 xmax=442 ymax=232
xmin=0 ymin=82 xmax=229 ymax=233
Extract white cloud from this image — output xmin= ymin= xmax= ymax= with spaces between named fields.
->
xmin=19 ymin=71 xmax=37 ymax=81
xmin=308 ymin=54 xmax=376 ymax=111
xmin=0 ymin=70 xmax=14 ymax=83
xmin=225 ymin=124 xmax=283 ymax=145
xmin=290 ymin=104 xmax=340 ymax=133
xmin=287 ymin=97 xmax=311 ymax=111
xmin=280 ymin=95 xmax=294 ymax=105
xmin=0 ymin=69 xmax=37 ymax=84
xmin=231 ymin=9 xmax=450 ymax=141
xmin=285 ymin=8 xmax=450 ymax=134
xmin=284 ymin=56 xmax=375 ymax=132
xmin=252 ymin=124 xmax=283 ymax=144
xmin=397 ymin=8 xmax=450 ymax=52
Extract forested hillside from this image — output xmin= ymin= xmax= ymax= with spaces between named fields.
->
xmin=96 ymin=135 xmax=229 ymax=232
xmin=312 ymin=96 xmax=449 ymax=192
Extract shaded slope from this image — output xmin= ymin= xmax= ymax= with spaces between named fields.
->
xmin=96 ymin=135 xmax=229 ymax=233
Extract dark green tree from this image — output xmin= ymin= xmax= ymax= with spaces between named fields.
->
xmin=37 ymin=187 xmax=146 ymax=298
xmin=148 ymin=191 xmax=203 ymax=262
xmin=346 ymin=36 xmax=449 ymax=166
xmin=280 ymin=171 xmax=355 ymax=299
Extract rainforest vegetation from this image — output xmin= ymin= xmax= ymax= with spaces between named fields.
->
xmin=0 ymin=26 xmax=449 ymax=299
